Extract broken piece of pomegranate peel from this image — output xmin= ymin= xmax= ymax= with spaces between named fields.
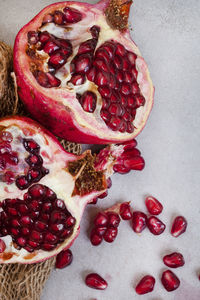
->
xmin=13 ymin=0 xmax=154 ymax=144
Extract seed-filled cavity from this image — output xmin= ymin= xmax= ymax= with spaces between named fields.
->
xmin=15 ymin=138 xmax=49 ymax=190
xmin=0 ymin=184 xmax=76 ymax=252
xmin=26 ymin=6 xmax=145 ymax=134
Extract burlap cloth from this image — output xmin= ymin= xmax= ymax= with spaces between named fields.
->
xmin=0 ymin=41 xmax=82 ymax=300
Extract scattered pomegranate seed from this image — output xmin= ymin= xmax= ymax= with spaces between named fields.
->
xmin=119 ymin=202 xmax=132 ymax=220
xmin=107 ymin=212 xmax=121 ymax=228
xmin=56 ymin=249 xmax=73 ymax=269
xmin=171 ymin=216 xmax=187 ymax=237
xmin=90 ymin=228 xmax=103 ymax=246
xmin=135 ymin=275 xmax=155 ymax=295
xmin=85 ymin=273 xmax=107 ymax=290
xmin=0 ymin=239 xmax=6 ymax=253
xmin=94 ymin=212 xmax=108 ymax=227
xmin=147 ymin=216 xmax=166 ymax=235
xmin=163 ymin=252 xmax=185 ymax=268
xmin=145 ymin=196 xmax=163 ymax=215
xmin=103 ymin=227 xmax=118 ymax=243
xmin=161 ymin=270 xmax=180 ymax=292
xmin=132 ymin=211 xmax=147 ymax=233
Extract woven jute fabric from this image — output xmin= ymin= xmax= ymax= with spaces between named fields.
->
xmin=0 ymin=41 xmax=82 ymax=300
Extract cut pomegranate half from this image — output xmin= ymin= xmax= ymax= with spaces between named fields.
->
xmin=0 ymin=116 xmax=144 ymax=263
xmin=13 ymin=0 xmax=154 ymax=144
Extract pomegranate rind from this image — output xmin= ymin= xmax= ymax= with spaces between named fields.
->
xmin=13 ymin=0 xmax=154 ymax=144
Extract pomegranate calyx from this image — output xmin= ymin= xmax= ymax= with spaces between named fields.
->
xmin=105 ymin=0 xmax=133 ymax=31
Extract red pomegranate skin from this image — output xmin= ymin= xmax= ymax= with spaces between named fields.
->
xmin=13 ymin=0 xmax=154 ymax=144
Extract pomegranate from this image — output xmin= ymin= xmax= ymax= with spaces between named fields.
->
xmin=135 ymin=275 xmax=155 ymax=295
xmin=163 ymin=252 xmax=185 ymax=268
xmin=55 ymin=248 xmax=73 ymax=269
xmin=13 ymin=0 xmax=154 ymax=144
xmin=85 ymin=273 xmax=108 ymax=290
xmin=171 ymin=216 xmax=187 ymax=237
xmin=0 ymin=116 xmax=144 ymax=263
xmin=161 ymin=270 xmax=180 ymax=292
xmin=145 ymin=196 xmax=163 ymax=215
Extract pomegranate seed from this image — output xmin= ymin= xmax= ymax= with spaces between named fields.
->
xmin=16 ymin=175 xmax=29 ymax=190
xmin=161 ymin=270 xmax=180 ymax=292
xmin=121 ymin=82 xmax=131 ymax=95
xmin=100 ymin=109 xmax=111 ymax=123
xmin=121 ymin=139 xmax=137 ymax=149
xmin=94 ymin=212 xmax=108 ymax=227
xmin=103 ymin=227 xmax=118 ymax=243
xmin=98 ymin=86 xmax=112 ymax=98
xmin=0 ymin=131 xmax=13 ymax=143
xmin=115 ymin=43 xmax=126 ymax=56
xmin=107 ymin=212 xmax=120 ymax=228
xmin=121 ymin=148 xmax=141 ymax=158
xmin=70 ymin=73 xmax=85 ymax=85
xmin=56 ymin=249 xmax=73 ymax=269
xmin=63 ymin=7 xmax=82 ymax=23
xmin=93 ymin=58 xmax=108 ymax=72
xmin=43 ymin=40 xmax=60 ymax=55
xmin=90 ymin=228 xmax=103 ymax=246
xmin=87 ymin=67 xmax=96 ymax=81
xmin=113 ymin=55 xmax=122 ymax=69
xmin=39 ymin=31 xmax=51 ymax=44
xmin=85 ymin=273 xmax=107 ymax=290
xmin=163 ymin=252 xmax=185 ymax=268
xmin=72 ymin=54 xmax=91 ymax=74
xmin=147 ymin=216 xmax=166 ymax=235
xmin=120 ymin=202 xmax=132 ymax=220
xmin=27 ymin=31 xmax=39 ymax=45
xmin=126 ymin=121 xmax=134 ymax=133
xmin=48 ymin=51 xmax=67 ymax=69
xmin=108 ymin=116 xmax=122 ymax=131
xmin=135 ymin=275 xmax=155 ymax=295
xmin=78 ymin=39 xmax=97 ymax=55
xmin=145 ymin=196 xmax=163 ymax=215
xmin=80 ymin=91 xmax=97 ymax=113
xmin=23 ymin=139 xmax=40 ymax=153
xmin=123 ymin=156 xmax=145 ymax=171
xmin=98 ymin=190 xmax=108 ymax=199
xmin=135 ymin=94 xmax=145 ymax=107
xmin=17 ymin=237 xmax=27 ymax=247
xmin=28 ymin=184 xmax=46 ymax=199
xmin=128 ymin=52 xmax=137 ymax=64
xmin=0 ymin=239 xmax=6 ymax=253
xmin=90 ymin=25 xmax=100 ymax=39
xmin=131 ymin=82 xmax=140 ymax=94
xmin=108 ymin=103 xmax=123 ymax=116
xmin=53 ymin=10 xmax=64 ymax=25
xmin=171 ymin=216 xmax=187 ymax=237
xmin=65 ymin=216 xmax=76 ymax=227
xmin=132 ymin=211 xmax=147 ymax=233
xmin=113 ymin=164 xmax=130 ymax=174
xmin=42 ymin=14 xmax=53 ymax=24
xmin=95 ymin=226 xmax=107 ymax=236
xmin=46 ymin=73 xmax=61 ymax=87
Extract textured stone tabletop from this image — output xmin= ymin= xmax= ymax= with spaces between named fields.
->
xmin=0 ymin=0 xmax=200 ymax=299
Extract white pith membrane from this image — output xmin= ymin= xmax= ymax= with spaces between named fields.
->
xmin=15 ymin=1 xmax=154 ymax=142
xmin=0 ymin=118 xmax=113 ymax=264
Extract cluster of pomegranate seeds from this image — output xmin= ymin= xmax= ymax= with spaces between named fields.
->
xmin=0 ymin=184 xmax=76 ymax=252
xmin=85 ymin=273 xmax=108 ymax=290
xmin=161 ymin=270 xmax=180 ymax=292
xmin=163 ymin=252 xmax=185 ymax=268
xmin=113 ymin=142 xmax=145 ymax=175
xmin=171 ymin=216 xmax=187 ymax=237
xmin=56 ymin=249 xmax=73 ymax=269
xmin=15 ymin=138 xmax=49 ymax=190
xmin=0 ymin=130 xmax=18 ymax=184
xmin=27 ymin=6 xmax=83 ymax=88
xmin=90 ymin=211 xmax=120 ymax=246
xmin=135 ymin=275 xmax=155 ymax=295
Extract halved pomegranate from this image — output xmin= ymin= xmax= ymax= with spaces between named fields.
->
xmin=0 ymin=116 xmax=144 ymax=263
xmin=13 ymin=0 xmax=154 ymax=144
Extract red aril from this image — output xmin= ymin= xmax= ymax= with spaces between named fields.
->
xmin=0 ymin=239 xmax=6 ymax=253
xmin=90 ymin=228 xmax=103 ymax=246
xmin=171 ymin=216 xmax=187 ymax=237
xmin=135 ymin=275 xmax=155 ymax=295
xmin=107 ymin=212 xmax=121 ymax=228
xmin=161 ymin=270 xmax=180 ymax=292
xmin=85 ymin=273 xmax=107 ymax=290
xmin=119 ymin=202 xmax=132 ymax=220
xmin=94 ymin=212 xmax=108 ymax=227
xmin=147 ymin=216 xmax=166 ymax=235
xmin=103 ymin=227 xmax=118 ymax=243
xmin=163 ymin=252 xmax=185 ymax=268
xmin=13 ymin=0 xmax=154 ymax=144
xmin=55 ymin=249 xmax=73 ymax=269
xmin=0 ymin=117 xmax=144 ymax=263
xmin=145 ymin=196 xmax=163 ymax=215
xmin=132 ymin=211 xmax=147 ymax=233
